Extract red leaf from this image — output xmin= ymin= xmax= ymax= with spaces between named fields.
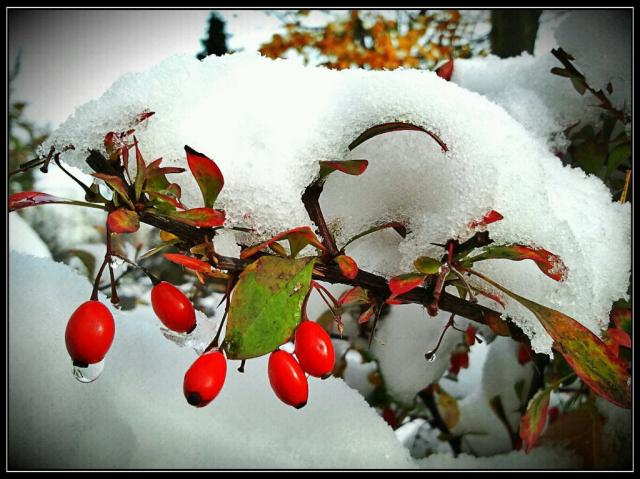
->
xmin=466 ymin=244 xmax=568 ymax=282
xmin=240 ymin=226 xmax=326 ymax=260
xmin=468 ymin=209 xmax=504 ymax=229
xmin=348 ymin=122 xmax=448 ymax=152
xmin=146 ymin=191 xmax=187 ymax=210
xmin=133 ymin=109 xmax=155 ymax=125
xmin=388 ymin=273 xmax=426 ymax=295
xmin=518 ymin=343 xmax=534 ymax=365
xmin=185 ymin=145 xmax=224 ymax=208
xmin=334 ymin=255 xmax=358 ymax=280
xmin=164 ymin=253 xmax=212 ymax=273
xmin=92 ymin=173 xmax=135 ymax=209
xmin=9 ymin=191 xmax=76 ymax=211
xmin=483 ymin=311 xmax=511 ymax=337
xmin=168 ymin=208 xmax=225 ymax=227
xmin=436 ymin=58 xmax=454 ymax=81
xmin=107 ymin=208 xmax=140 ymax=234
xmin=338 ymin=287 xmax=369 ymax=306
xmin=520 ymin=388 xmax=551 ymax=453
xmin=465 ymin=325 xmax=477 ymax=346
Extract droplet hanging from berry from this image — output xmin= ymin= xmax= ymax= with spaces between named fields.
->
xmin=72 ymin=359 xmax=106 ymax=383
xmin=65 ymin=300 xmax=115 ymax=366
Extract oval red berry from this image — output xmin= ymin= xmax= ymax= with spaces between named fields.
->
xmin=294 ymin=320 xmax=335 ymax=378
xmin=65 ymin=300 xmax=115 ymax=365
xmin=151 ymin=281 xmax=197 ymax=333
xmin=183 ymin=350 xmax=227 ymax=407
xmin=268 ymin=350 xmax=308 ymax=409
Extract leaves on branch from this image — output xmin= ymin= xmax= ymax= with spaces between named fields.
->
xmin=164 ymin=253 xmax=212 ymax=273
xmin=240 ymin=226 xmax=326 ymax=260
xmin=167 ymin=208 xmax=225 ymax=227
xmin=436 ymin=58 xmax=454 ymax=81
xmin=9 ymin=191 xmax=77 ymax=211
xmin=334 ymin=254 xmax=358 ymax=279
xmin=468 ymin=209 xmax=504 ymax=229
xmin=388 ymin=273 xmax=426 ymax=295
xmin=520 ymin=387 xmax=551 ymax=453
xmin=107 ymin=208 xmax=140 ymax=234
xmin=185 ymin=145 xmax=224 ymax=208
xmin=318 ymin=159 xmax=369 ymax=181
xmin=414 ymin=255 xmax=441 ymax=275
xmin=92 ymin=173 xmax=135 ymax=209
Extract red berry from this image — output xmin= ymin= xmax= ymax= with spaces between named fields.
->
xmin=183 ymin=350 xmax=227 ymax=407
xmin=268 ymin=350 xmax=308 ymax=409
xmin=294 ymin=320 xmax=335 ymax=378
xmin=151 ymin=281 xmax=196 ymax=333
xmin=65 ymin=300 xmax=115 ymax=365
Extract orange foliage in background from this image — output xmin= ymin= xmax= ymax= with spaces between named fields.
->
xmin=259 ymin=10 xmax=488 ymax=70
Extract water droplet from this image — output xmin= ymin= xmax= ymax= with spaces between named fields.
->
xmin=72 ymin=360 xmax=105 ymax=383
xmin=428 ymin=354 xmax=437 ymax=362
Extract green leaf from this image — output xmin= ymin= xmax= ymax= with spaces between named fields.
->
xmin=107 ymin=208 xmax=140 ymax=234
xmin=342 ymin=221 xmax=407 ymax=249
xmin=606 ymin=142 xmax=631 ymax=178
xmin=348 ymin=122 xmax=448 ymax=152
xmin=224 ymin=256 xmax=316 ymax=360
xmin=92 ymin=173 xmax=134 ymax=209
xmin=572 ymin=138 xmax=608 ymax=176
xmin=185 ymin=145 xmax=224 ymax=208
xmin=468 ymin=269 xmax=631 ymax=409
xmin=570 ymin=76 xmax=588 ymax=95
xmin=520 ymin=388 xmax=551 ymax=453
xmin=414 ymin=256 xmax=441 ymax=275
xmin=167 ymin=208 xmax=225 ymax=227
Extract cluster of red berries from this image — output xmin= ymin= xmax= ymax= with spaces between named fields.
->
xmin=65 ymin=281 xmax=335 ymax=410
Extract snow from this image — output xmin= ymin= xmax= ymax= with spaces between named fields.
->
xmin=9 ymin=213 xmax=52 ymax=258
xmin=417 ymin=446 xmax=580 ymax=469
xmin=9 ymin=252 xmax=416 ymax=469
xmin=372 ymin=304 xmax=466 ymax=405
xmin=594 ymin=397 xmax=632 ymax=469
xmin=40 ymin=50 xmax=630 ymax=355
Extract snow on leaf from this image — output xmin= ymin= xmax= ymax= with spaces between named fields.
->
xmin=469 ymin=269 xmax=632 ymax=408
xmin=167 ymin=208 xmax=225 ymax=227
xmin=163 ymin=253 xmax=212 ymax=273
xmin=185 ymin=145 xmax=224 ymax=208
xmin=341 ymin=221 xmax=407 ymax=249
xmin=224 ymin=256 xmax=316 ymax=360
xmin=348 ymin=122 xmax=448 ymax=152
xmin=520 ymin=387 xmax=551 ymax=453
xmin=334 ymin=255 xmax=358 ymax=280
xmin=468 ymin=209 xmax=504 ymax=229
xmin=318 ymin=159 xmax=369 ymax=180
xmin=239 ymin=226 xmax=326 ymax=260
xmin=9 ymin=191 xmax=77 ymax=212
xmin=92 ymin=173 xmax=135 ymax=209
xmin=107 ymin=208 xmax=140 ymax=234
xmin=388 ymin=273 xmax=426 ymax=296
xmin=465 ymin=244 xmax=568 ymax=282
xmin=338 ymin=286 xmax=369 ymax=307
xmin=436 ymin=58 xmax=454 ymax=81
xmin=414 ymin=256 xmax=441 ymax=275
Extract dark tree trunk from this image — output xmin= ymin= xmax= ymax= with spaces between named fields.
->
xmin=490 ymin=10 xmax=542 ymax=58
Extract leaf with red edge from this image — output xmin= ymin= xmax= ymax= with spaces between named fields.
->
xmin=9 ymin=191 xmax=77 ymax=211
xmin=342 ymin=221 xmax=407 ymax=249
xmin=318 ymin=160 xmax=369 ymax=180
xmin=145 ymin=190 xmax=187 ymax=210
xmin=240 ymin=226 xmax=326 ymax=260
xmin=185 ymin=145 xmax=224 ymax=208
xmin=146 ymin=166 xmax=185 ymax=178
xmin=133 ymin=109 xmax=155 ymax=125
xmin=168 ymin=208 xmax=225 ymax=227
xmin=436 ymin=58 xmax=454 ymax=81
xmin=107 ymin=208 xmax=139 ymax=234
xmin=468 ymin=210 xmax=504 ymax=229
xmin=520 ymin=387 xmax=551 ymax=453
xmin=334 ymin=255 xmax=358 ymax=280
xmin=358 ymin=306 xmax=376 ymax=324
xmin=338 ymin=286 xmax=369 ymax=307
xmin=348 ymin=122 xmax=448 ymax=152
xmin=164 ymin=253 xmax=212 ymax=273
xmin=91 ymin=173 xmax=134 ymax=209
xmin=388 ymin=273 xmax=426 ymax=295
xmin=470 ymin=269 xmax=631 ymax=408
xmin=133 ymin=137 xmax=146 ymax=201
xmin=466 ymin=244 xmax=568 ymax=282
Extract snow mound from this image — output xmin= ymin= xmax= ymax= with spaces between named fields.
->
xmin=9 ymin=213 xmax=52 ymax=258
xmin=8 ymin=252 xmax=415 ymax=469
xmin=41 ymin=51 xmax=630 ymax=355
